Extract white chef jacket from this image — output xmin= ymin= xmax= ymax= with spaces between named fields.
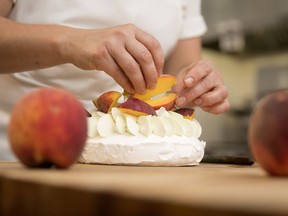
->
xmin=0 ymin=0 xmax=206 ymax=160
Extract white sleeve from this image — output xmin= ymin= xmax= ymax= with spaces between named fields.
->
xmin=180 ymin=0 xmax=207 ymax=39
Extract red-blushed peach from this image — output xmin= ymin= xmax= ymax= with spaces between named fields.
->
xmin=145 ymin=93 xmax=176 ymax=111
xmin=8 ymin=88 xmax=87 ymax=169
xmin=248 ymin=89 xmax=288 ymax=176
xmin=174 ymin=108 xmax=195 ymax=120
xmin=118 ymin=98 xmax=157 ymax=117
xmin=93 ymin=91 xmax=122 ymax=113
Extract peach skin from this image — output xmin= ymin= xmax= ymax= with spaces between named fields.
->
xmin=174 ymin=108 xmax=195 ymax=120
xmin=118 ymin=97 xmax=156 ymax=117
xmin=93 ymin=91 xmax=122 ymax=113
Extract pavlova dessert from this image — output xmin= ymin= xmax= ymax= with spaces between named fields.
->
xmin=78 ymin=75 xmax=206 ymax=166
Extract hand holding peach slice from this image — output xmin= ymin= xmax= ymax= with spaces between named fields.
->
xmin=132 ymin=74 xmax=177 ymax=111
xmin=132 ymin=74 xmax=177 ymax=100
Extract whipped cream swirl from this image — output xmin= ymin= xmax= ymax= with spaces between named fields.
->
xmin=87 ymin=107 xmax=202 ymax=138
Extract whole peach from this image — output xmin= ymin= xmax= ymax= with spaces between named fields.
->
xmin=248 ymin=89 xmax=288 ymax=176
xmin=8 ymin=88 xmax=87 ymax=168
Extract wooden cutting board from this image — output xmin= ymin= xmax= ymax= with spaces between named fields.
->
xmin=0 ymin=162 xmax=288 ymax=216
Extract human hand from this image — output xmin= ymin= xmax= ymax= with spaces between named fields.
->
xmin=61 ymin=24 xmax=164 ymax=94
xmin=173 ymin=60 xmax=230 ymax=114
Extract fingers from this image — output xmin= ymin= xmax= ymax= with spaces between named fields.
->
xmin=109 ymin=45 xmax=147 ymax=94
xmin=194 ymin=85 xmax=229 ymax=106
xmin=175 ymin=63 xmax=219 ymax=107
xmin=201 ymin=99 xmax=230 ymax=114
xmin=135 ymin=27 xmax=164 ymax=76
xmin=93 ymin=48 xmax=135 ymax=93
xmin=125 ymin=39 xmax=159 ymax=91
xmin=69 ymin=24 xmax=163 ymax=94
xmin=176 ymin=83 xmax=230 ymax=114
xmin=174 ymin=60 xmax=213 ymax=93
xmin=106 ymin=24 xmax=164 ymax=94
xmin=185 ymin=61 xmax=215 ymax=87
xmin=174 ymin=59 xmax=230 ymax=114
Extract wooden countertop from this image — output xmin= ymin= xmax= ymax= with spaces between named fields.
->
xmin=0 ymin=161 xmax=287 ymax=216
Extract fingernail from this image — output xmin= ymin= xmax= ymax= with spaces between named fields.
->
xmin=184 ymin=76 xmax=193 ymax=87
xmin=176 ymin=96 xmax=186 ymax=106
xmin=194 ymin=98 xmax=202 ymax=105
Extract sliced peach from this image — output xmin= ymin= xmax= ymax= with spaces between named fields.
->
xmin=132 ymin=74 xmax=177 ymax=101
xmin=145 ymin=93 xmax=176 ymax=111
xmin=118 ymin=108 xmax=150 ymax=117
xmin=118 ymin=98 xmax=156 ymax=117
xmin=174 ymin=108 xmax=195 ymax=120
xmin=93 ymin=91 xmax=122 ymax=113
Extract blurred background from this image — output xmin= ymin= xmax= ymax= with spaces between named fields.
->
xmin=199 ymin=0 xmax=288 ymax=161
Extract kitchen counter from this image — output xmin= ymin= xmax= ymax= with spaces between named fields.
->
xmin=0 ymin=162 xmax=287 ymax=216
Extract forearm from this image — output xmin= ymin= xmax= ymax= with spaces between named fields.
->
xmin=164 ymin=37 xmax=202 ymax=75
xmin=0 ymin=15 xmax=164 ymax=94
xmin=0 ymin=17 xmax=72 ymax=73
xmin=0 ymin=0 xmax=13 ymax=17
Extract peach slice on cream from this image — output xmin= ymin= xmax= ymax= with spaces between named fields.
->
xmin=174 ymin=108 xmax=195 ymax=120
xmin=93 ymin=91 xmax=122 ymax=113
xmin=118 ymin=98 xmax=157 ymax=117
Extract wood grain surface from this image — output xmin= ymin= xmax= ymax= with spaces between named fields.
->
xmin=0 ymin=162 xmax=287 ymax=216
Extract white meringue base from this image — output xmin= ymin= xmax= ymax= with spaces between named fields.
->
xmin=78 ymin=134 xmax=206 ymax=166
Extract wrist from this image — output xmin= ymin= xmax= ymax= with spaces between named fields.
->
xmin=53 ymin=25 xmax=77 ymax=65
